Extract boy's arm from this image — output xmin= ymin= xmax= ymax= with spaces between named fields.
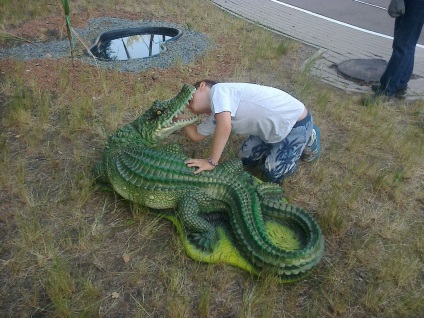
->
xmin=209 ymin=111 xmax=231 ymax=163
xmin=183 ymin=124 xmax=208 ymax=142
xmin=185 ymin=111 xmax=231 ymax=174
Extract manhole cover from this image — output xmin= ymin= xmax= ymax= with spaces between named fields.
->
xmin=337 ymin=58 xmax=387 ymax=83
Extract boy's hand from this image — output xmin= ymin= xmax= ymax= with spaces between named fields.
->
xmin=185 ymin=158 xmax=216 ymax=174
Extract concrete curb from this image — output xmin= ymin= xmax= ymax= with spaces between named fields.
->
xmin=211 ymin=0 xmax=424 ymax=100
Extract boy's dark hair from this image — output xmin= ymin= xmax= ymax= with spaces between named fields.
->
xmin=193 ymin=79 xmax=218 ymax=89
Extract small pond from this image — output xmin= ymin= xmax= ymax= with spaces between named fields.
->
xmin=89 ymin=27 xmax=183 ymax=61
xmin=0 ymin=18 xmax=211 ymax=73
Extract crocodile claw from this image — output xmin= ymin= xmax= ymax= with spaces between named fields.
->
xmin=188 ymin=232 xmax=217 ymax=253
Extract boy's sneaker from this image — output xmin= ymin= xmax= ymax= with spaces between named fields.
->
xmin=301 ymin=125 xmax=321 ymax=163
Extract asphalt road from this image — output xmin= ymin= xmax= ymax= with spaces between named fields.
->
xmin=278 ymin=0 xmax=424 ymax=45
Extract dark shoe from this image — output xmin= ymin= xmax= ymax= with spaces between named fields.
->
xmin=371 ymin=84 xmax=407 ymax=99
xmin=395 ymin=87 xmax=408 ymax=99
xmin=371 ymin=84 xmax=393 ymax=96
xmin=371 ymin=84 xmax=384 ymax=93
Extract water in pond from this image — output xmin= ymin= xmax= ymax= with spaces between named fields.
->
xmin=96 ymin=34 xmax=172 ymax=61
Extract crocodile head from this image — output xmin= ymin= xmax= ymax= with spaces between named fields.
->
xmin=134 ymin=84 xmax=200 ymax=146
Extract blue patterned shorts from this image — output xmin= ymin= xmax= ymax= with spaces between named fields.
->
xmin=238 ymin=113 xmax=313 ymax=183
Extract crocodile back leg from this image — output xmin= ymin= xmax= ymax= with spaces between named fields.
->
xmin=177 ymin=191 xmax=222 ymax=252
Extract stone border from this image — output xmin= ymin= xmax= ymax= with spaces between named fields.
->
xmin=0 ymin=18 xmax=212 ymax=73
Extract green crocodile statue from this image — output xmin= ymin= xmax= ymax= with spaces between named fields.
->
xmin=93 ymin=84 xmax=324 ymax=282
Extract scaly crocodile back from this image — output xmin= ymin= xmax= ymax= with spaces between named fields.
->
xmin=99 ymin=144 xmax=323 ymax=280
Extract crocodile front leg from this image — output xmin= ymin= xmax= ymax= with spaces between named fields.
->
xmin=92 ymin=161 xmax=114 ymax=191
xmin=177 ymin=192 xmax=220 ymax=252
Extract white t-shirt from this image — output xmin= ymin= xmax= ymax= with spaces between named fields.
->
xmin=197 ymin=83 xmax=305 ymax=143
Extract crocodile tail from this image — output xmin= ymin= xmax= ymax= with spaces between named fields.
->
xmin=261 ymin=200 xmax=324 ymax=278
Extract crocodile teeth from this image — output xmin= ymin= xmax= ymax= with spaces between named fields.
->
xmin=170 ymin=106 xmax=199 ymax=125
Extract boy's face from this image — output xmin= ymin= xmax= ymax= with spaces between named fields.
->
xmin=188 ymin=82 xmax=211 ymax=115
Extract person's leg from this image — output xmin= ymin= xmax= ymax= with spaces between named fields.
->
xmin=397 ymin=47 xmax=415 ymax=91
xmin=398 ymin=0 xmax=424 ymax=91
xmin=301 ymin=124 xmax=321 ymax=162
xmin=262 ymin=118 xmax=313 ymax=184
xmin=380 ymin=0 xmax=424 ymax=95
xmin=380 ymin=16 xmax=408 ymax=95
xmin=238 ymin=135 xmax=271 ymax=167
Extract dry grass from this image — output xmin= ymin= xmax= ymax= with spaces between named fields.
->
xmin=1 ymin=0 xmax=424 ymax=317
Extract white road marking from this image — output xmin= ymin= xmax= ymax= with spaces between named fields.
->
xmin=270 ymin=0 xmax=424 ymax=49
xmin=352 ymin=0 xmax=386 ymax=11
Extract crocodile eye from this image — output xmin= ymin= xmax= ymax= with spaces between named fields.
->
xmin=156 ymin=110 xmax=162 ymax=115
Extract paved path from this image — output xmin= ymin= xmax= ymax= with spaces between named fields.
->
xmin=212 ymin=0 xmax=424 ymax=100
xmin=278 ymin=0 xmax=424 ymax=45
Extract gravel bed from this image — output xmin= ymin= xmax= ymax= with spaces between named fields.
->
xmin=0 ymin=17 xmax=212 ymax=72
